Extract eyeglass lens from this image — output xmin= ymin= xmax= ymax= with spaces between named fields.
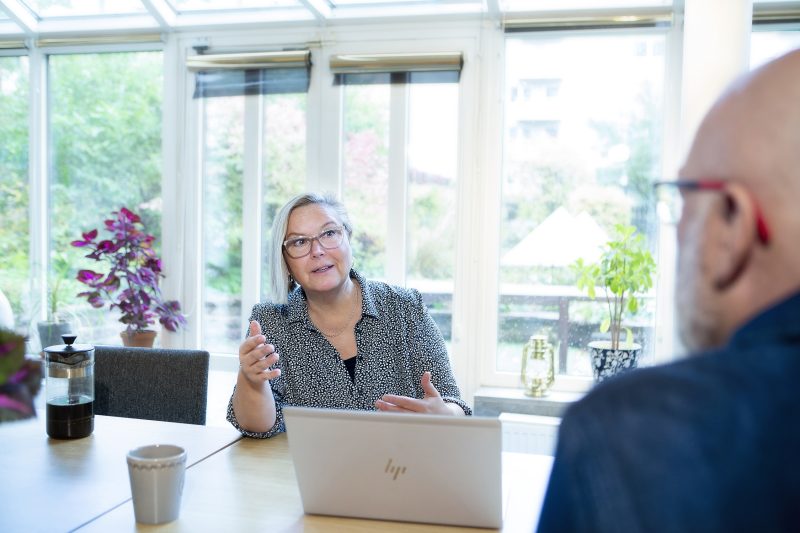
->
xmin=656 ymin=184 xmax=683 ymax=224
xmin=284 ymin=227 xmax=344 ymax=258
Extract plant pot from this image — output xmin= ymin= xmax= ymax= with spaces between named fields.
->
xmin=588 ymin=340 xmax=641 ymax=383
xmin=120 ymin=330 xmax=157 ymax=348
xmin=37 ymin=320 xmax=74 ymax=351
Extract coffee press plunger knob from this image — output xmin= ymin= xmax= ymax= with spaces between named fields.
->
xmin=61 ymin=334 xmax=77 ymax=346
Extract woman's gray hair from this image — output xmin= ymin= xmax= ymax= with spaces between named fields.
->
xmin=267 ymin=192 xmax=353 ymax=305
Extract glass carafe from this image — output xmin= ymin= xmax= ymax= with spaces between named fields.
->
xmin=44 ymin=334 xmax=94 ymax=439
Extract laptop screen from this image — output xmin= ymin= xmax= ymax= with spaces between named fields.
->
xmin=283 ymin=406 xmax=503 ymax=529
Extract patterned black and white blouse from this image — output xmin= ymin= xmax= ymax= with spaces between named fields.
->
xmin=226 ymin=269 xmax=472 ymax=438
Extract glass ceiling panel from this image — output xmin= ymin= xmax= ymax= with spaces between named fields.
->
xmin=22 ymin=0 xmax=147 ymax=17
xmin=501 ymin=0 xmax=673 ymax=10
xmin=330 ymin=0 xmax=432 ymax=5
xmin=170 ymin=0 xmax=299 ymax=12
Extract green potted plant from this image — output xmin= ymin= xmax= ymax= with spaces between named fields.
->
xmin=71 ymin=207 xmax=186 ymax=347
xmin=572 ymin=223 xmax=656 ymax=382
xmin=36 ymin=253 xmax=75 ymax=351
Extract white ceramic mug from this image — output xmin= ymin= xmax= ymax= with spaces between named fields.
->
xmin=126 ymin=444 xmax=187 ymax=524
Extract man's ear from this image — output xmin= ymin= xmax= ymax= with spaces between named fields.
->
xmin=712 ymin=183 xmax=759 ymax=290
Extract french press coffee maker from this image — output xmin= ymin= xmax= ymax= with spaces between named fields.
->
xmin=43 ymin=334 xmax=95 ymax=439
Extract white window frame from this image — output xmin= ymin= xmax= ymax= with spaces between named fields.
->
xmin=319 ymin=24 xmax=483 ymax=397
xmin=170 ymin=22 xmax=482 ymax=395
xmin=165 ymin=26 xmax=321 ymax=351
xmin=25 ymin=40 xmax=166 ymax=337
xmin=479 ymin=23 xmax=684 ymax=393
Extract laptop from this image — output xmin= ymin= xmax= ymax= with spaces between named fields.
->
xmin=283 ymin=406 xmax=503 ymax=529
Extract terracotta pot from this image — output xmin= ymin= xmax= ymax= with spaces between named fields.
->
xmin=588 ymin=340 xmax=641 ymax=383
xmin=120 ymin=330 xmax=157 ymax=348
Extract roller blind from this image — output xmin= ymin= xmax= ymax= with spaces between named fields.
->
xmin=753 ymin=3 xmax=800 ymax=24
xmin=36 ymin=34 xmax=163 ymax=47
xmin=189 ymin=50 xmax=311 ymax=98
xmin=329 ymin=51 xmax=463 ymax=85
xmin=0 ymin=40 xmax=26 ymax=50
xmin=503 ymin=7 xmax=672 ymax=32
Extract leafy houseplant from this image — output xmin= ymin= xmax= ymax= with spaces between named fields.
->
xmin=573 ymin=224 xmax=656 ymax=381
xmin=71 ymin=207 xmax=186 ymax=346
xmin=37 ymin=253 xmax=75 ymax=350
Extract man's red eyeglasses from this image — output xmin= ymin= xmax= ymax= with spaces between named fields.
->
xmin=653 ymin=179 xmax=770 ymax=245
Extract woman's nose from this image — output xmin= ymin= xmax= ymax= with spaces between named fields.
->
xmin=309 ymin=237 xmax=325 ymax=256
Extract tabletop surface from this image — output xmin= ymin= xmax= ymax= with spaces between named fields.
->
xmin=79 ymin=433 xmax=554 ymax=532
xmin=0 ymin=414 xmax=242 ymax=533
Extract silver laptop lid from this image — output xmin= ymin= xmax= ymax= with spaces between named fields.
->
xmin=284 ymin=406 xmax=503 ymax=529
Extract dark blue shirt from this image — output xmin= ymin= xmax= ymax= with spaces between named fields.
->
xmin=538 ymin=291 xmax=800 ymax=533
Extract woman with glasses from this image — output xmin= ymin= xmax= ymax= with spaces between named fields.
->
xmin=227 ymin=193 xmax=470 ymax=437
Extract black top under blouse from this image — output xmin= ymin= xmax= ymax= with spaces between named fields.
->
xmin=342 ymin=356 xmax=356 ymax=382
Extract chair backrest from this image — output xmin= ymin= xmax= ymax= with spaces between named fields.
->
xmin=93 ymin=345 xmax=210 ymax=425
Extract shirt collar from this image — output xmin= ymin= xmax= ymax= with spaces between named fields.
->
xmin=286 ymin=269 xmax=379 ymax=326
xmin=729 ymin=289 xmax=800 ymax=349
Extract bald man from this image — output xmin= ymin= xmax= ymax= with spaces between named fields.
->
xmin=537 ymin=50 xmax=800 ymax=532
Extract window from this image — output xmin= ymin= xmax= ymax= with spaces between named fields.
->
xmin=49 ymin=50 xmax=163 ymax=346
xmin=498 ymin=32 xmax=666 ymax=379
xmin=199 ymin=66 xmax=308 ymax=354
xmin=342 ymin=83 xmax=391 ymax=280
xmin=192 ymin=45 xmax=465 ymax=355
xmin=0 ymin=55 xmax=29 ymax=331
xmin=22 ymin=0 xmax=147 ymax=17
xmin=173 ymin=0 xmax=297 ymax=11
xmin=339 ymin=70 xmax=460 ymax=346
xmin=407 ymin=82 xmax=459 ymax=342
xmin=201 ymin=94 xmax=246 ymax=353
xmin=750 ymin=28 xmax=800 ymax=68
xmin=259 ymin=93 xmax=308 ymax=298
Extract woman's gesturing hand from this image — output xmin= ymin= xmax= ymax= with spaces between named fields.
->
xmin=238 ymin=320 xmax=281 ymax=385
xmin=374 ymin=371 xmax=464 ymax=416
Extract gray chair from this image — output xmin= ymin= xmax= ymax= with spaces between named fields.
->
xmin=93 ymin=345 xmax=210 ymax=425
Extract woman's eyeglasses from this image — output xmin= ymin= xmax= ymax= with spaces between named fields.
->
xmin=283 ymin=226 xmax=346 ymax=258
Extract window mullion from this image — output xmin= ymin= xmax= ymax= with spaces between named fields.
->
xmin=310 ymin=50 xmax=339 ymax=194
xmin=161 ymin=36 xmax=193 ymax=349
xmin=241 ymin=94 xmax=264 ymax=327
xmin=385 ymin=82 xmax=408 ymax=286
xmin=29 ymin=49 xmax=48 ymax=325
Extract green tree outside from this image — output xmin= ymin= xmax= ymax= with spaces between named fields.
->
xmin=0 ymin=56 xmax=30 ymax=324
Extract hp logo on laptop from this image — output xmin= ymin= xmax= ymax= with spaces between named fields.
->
xmin=384 ymin=458 xmax=407 ymax=480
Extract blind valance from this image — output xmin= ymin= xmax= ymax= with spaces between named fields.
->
xmin=503 ymin=7 xmax=672 ymax=32
xmin=190 ymin=50 xmax=311 ymax=98
xmin=329 ymin=52 xmax=462 ymax=85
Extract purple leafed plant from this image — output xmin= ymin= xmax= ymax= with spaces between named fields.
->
xmin=71 ymin=207 xmax=187 ymax=334
xmin=0 ymin=328 xmax=42 ymax=423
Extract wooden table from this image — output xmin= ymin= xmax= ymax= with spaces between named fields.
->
xmin=79 ymin=434 xmax=554 ymax=532
xmin=0 ymin=415 xmax=242 ymax=533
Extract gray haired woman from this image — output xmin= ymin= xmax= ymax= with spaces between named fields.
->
xmin=228 ymin=192 xmax=470 ymax=438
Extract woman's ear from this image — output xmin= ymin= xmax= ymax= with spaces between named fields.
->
xmin=712 ymin=183 xmax=759 ymax=290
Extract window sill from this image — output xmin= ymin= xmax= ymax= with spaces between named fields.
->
xmin=473 ymin=386 xmax=586 ymax=418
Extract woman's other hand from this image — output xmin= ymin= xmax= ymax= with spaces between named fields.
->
xmin=238 ymin=320 xmax=281 ymax=385
xmin=375 ymin=371 xmax=464 ymax=416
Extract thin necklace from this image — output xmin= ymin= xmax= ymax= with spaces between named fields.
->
xmin=312 ymin=289 xmax=361 ymax=338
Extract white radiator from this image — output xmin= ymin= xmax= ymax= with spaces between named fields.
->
xmin=500 ymin=413 xmax=561 ymax=456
